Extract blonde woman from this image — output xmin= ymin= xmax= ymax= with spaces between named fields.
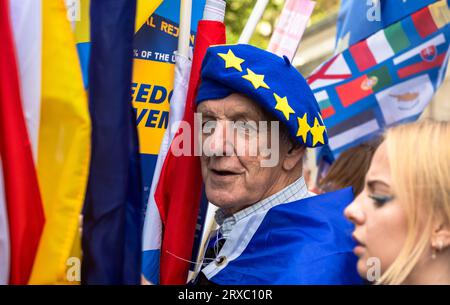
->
xmin=344 ymin=120 xmax=450 ymax=284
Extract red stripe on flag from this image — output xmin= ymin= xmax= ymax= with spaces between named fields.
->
xmin=412 ymin=7 xmax=438 ymax=39
xmin=336 ymin=75 xmax=373 ymax=107
xmin=398 ymin=53 xmax=446 ymax=78
xmin=307 ymin=55 xmax=351 ymax=85
xmin=321 ymin=107 xmax=335 ymax=119
xmin=155 ymin=20 xmax=226 ymax=285
xmin=350 ymin=40 xmax=377 ymax=72
xmin=0 ymin=0 xmax=45 ymax=285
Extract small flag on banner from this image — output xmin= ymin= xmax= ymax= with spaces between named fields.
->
xmin=314 ymin=90 xmax=335 ymax=119
xmin=327 ymin=110 xmax=380 ymax=152
xmin=307 ymin=54 xmax=352 ymax=90
xmin=335 ymin=66 xmax=393 ymax=107
xmin=349 ymin=21 xmax=410 ymax=72
xmin=412 ymin=3 xmax=450 ymax=39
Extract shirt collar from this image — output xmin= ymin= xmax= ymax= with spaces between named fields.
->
xmin=215 ymin=176 xmax=312 ymax=238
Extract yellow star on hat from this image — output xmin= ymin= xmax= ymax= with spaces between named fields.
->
xmin=310 ymin=117 xmax=326 ymax=146
xmin=242 ymin=68 xmax=270 ymax=90
xmin=217 ymin=49 xmax=245 ymax=72
xmin=296 ymin=113 xmax=311 ymax=143
xmin=273 ymin=93 xmax=295 ymax=120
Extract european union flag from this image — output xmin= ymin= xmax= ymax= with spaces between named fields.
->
xmin=81 ymin=0 xmax=143 ymax=284
xmin=336 ymin=0 xmax=438 ymax=49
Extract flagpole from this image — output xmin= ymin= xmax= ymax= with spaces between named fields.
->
xmin=178 ymin=0 xmax=192 ymax=57
xmin=238 ymin=0 xmax=269 ymax=44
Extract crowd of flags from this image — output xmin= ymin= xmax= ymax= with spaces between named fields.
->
xmin=310 ymin=0 xmax=450 ymax=166
xmin=0 ymin=0 xmax=449 ymax=285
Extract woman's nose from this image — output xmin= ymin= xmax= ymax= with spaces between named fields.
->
xmin=344 ymin=196 xmax=366 ymax=225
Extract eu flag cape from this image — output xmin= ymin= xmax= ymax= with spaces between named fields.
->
xmin=201 ymin=188 xmax=361 ymax=285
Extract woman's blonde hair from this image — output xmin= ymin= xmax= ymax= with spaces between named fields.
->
xmin=377 ymin=120 xmax=450 ymax=285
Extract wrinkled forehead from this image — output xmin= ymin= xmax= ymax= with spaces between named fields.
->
xmin=197 ymin=93 xmax=267 ymax=121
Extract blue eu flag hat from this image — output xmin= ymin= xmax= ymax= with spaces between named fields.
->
xmin=196 ymin=44 xmax=328 ymax=148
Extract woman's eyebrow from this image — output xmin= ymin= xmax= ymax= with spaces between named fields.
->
xmin=367 ymin=180 xmax=391 ymax=192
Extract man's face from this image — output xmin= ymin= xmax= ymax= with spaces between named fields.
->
xmin=197 ymin=93 xmax=286 ymax=215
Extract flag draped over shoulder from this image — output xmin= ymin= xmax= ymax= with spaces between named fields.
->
xmin=28 ymin=0 xmax=91 ymax=284
xmin=204 ymin=188 xmax=360 ymax=285
xmin=81 ymin=0 xmax=143 ymax=284
xmin=154 ymin=18 xmax=226 ymax=285
xmin=0 ymin=0 xmax=45 ymax=285
xmin=309 ymin=0 xmax=450 ymax=164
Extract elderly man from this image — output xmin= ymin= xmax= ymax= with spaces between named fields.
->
xmin=192 ymin=44 xmax=361 ymax=285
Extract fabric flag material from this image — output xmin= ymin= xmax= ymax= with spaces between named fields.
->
xmin=375 ymin=74 xmax=435 ymax=125
xmin=412 ymin=4 xmax=450 ymax=39
xmin=28 ymin=0 xmax=91 ymax=284
xmin=335 ymin=0 xmax=437 ymax=52
xmin=0 ymin=0 xmax=45 ymax=285
xmin=140 ymin=0 xmax=210 ymax=285
xmin=132 ymin=0 xmax=205 ymax=213
xmin=327 ymin=110 xmax=380 ymax=152
xmin=335 ymin=66 xmax=393 ymax=107
xmin=74 ymin=0 xmax=162 ymax=89
xmin=0 ymin=162 xmax=9 ymax=284
xmin=202 ymin=188 xmax=361 ymax=284
xmin=0 ymin=0 xmax=41 ymax=284
xmin=267 ymin=0 xmax=315 ymax=60
xmin=8 ymin=0 xmax=42 ymax=160
xmin=350 ymin=21 xmax=411 ymax=72
xmin=142 ymin=53 xmax=192 ymax=285
xmin=307 ymin=53 xmax=352 ymax=90
xmin=154 ymin=19 xmax=226 ymax=285
xmin=309 ymin=0 xmax=450 ymax=160
xmin=314 ymin=90 xmax=335 ymax=119
xmin=81 ymin=0 xmax=143 ymax=284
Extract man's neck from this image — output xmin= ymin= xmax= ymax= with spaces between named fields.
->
xmin=222 ymin=173 xmax=304 ymax=217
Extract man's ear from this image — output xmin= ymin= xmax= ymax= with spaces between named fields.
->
xmin=282 ymin=144 xmax=305 ymax=171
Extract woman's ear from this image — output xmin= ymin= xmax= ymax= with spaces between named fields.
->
xmin=282 ymin=144 xmax=306 ymax=171
xmin=431 ymin=222 xmax=450 ymax=252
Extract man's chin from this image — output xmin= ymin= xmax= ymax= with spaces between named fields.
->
xmin=207 ymin=191 xmax=243 ymax=211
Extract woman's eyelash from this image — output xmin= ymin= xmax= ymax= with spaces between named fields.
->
xmin=368 ymin=194 xmax=395 ymax=207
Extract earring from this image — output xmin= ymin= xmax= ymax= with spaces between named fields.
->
xmin=438 ymin=240 xmax=444 ymax=252
xmin=432 ymin=240 xmax=444 ymax=259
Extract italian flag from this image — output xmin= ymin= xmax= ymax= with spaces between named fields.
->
xmin=350 ymin=21 xmax=411 ymax=72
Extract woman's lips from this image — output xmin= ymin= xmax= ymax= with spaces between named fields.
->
xmin=352 ymin=234 xmax=366 ymax=256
